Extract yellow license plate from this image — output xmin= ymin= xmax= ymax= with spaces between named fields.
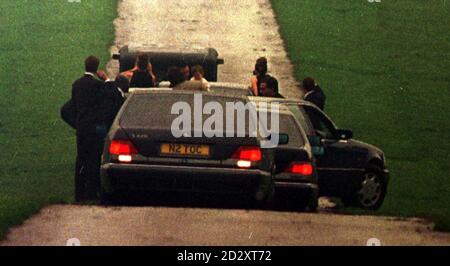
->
xmin=160 ymin=144 xmax=210 ymax=157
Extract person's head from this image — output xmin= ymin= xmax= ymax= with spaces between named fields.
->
xmin=178 ymin=62 xmax=190 ymax=81
xmin=167 ymin=66 xmax=185 ymax=87
xmin=191 ymin=65 xmax=205 ymax=81
xmin=85 ymin=55 xmax=100 ymax=73
xmin=254 ymin=57 xmax=268 ymax=76
xmin=136 ymin=53 xmax=149 ymax=71
xmin=260 ymin=76 xmax=279 ymax=97
xmin=115 ymin=75 xmax=130 ymax=93
xmin=302 ymin=77 xmax=316 ymax=92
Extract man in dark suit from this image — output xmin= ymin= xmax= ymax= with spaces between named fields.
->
xmin=302 ymin=77 xmax=326 ymax=110
xmin=100 ymin=75 xmax=127 ymax=127
xmin=71 ymin=55 xmax=111 ymax=202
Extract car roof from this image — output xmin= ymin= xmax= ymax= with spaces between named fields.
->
xmin=250 ymin=96 xmax=340 ymax=131
xmin=248 ymin=96 xmax=314 ymax=106
xmin=252 ymin=101 xmax=293 ymax=115
xmin=209 ymin=82 xmax=248 ymax=90
xmin=128 ymin=82 xmax=252 ymax=95
xmin=128 ymin=89 xmax=248 ymax=102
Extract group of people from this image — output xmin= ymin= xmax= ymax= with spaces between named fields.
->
xmin=118 ymin=53 xmax=211 ymax=92
xmin=63 ymin=53 xmax=327 ymax=202
xmin=167 ymin=64 xmax=211 ymax=91
xmin=249 ymin=56 xmax=326 ymax=110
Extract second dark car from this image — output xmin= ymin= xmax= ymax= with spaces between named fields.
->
xmin=249 ymin=96 xmax=390 ymax=210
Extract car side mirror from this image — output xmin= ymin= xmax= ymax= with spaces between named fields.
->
xmin=308 ymin=135 xmax=325 ymax=156
xmin=336 ymin=129 xmax=353 ymax=140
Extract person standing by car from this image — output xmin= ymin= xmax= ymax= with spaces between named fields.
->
xmin=302 ymin=77 xmax=326 ymax=110
xmin=179 ymin=62 xmax=191 ymax=81
xmin=71 ymin=55 xmax=111 ymax=202
xmin=167 ymin=66 xmax=207 ymax=91
xmin=250 ymin=57 xmax=277 ymax=96
xmin=167 ymin=66 xmax=185 ymax=88
xmin=99 ymin=75 xmax=127 ymax=129
xmin=190 ymin=65 xmax=210 ymax=91
xmin=121 ymin=53 xmax=156 ymax=87
xmin=259 ymin=76 xmax=283 ymax=98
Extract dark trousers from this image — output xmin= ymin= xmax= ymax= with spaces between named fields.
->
xmin=75 ymin=133 xmax=105 ymax=202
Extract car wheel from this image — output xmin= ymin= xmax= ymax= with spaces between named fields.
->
xmin=344 ymin=165 xmax=387 ymax=210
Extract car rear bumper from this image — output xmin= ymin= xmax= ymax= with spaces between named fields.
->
xmin=101 ymin=163 xmax=272 ymax=196
xmin=274 ymin=182 xmax=319 ymax=206
xmin=275 ymin=181 xmax=318 ymax=196
xmin=274 ymin=173 xmax=318 ymax=194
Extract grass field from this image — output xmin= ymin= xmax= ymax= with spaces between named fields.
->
xmin=271 ymin=0 xmax=450 ymax=230
xmin=0 ymin=0 xmax=117 ymax=239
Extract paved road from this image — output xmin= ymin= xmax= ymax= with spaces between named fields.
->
xmin=2 ymin=204 xmax=450 ymax=246
xmin=2 ymin=0 xmax=450 ymax=246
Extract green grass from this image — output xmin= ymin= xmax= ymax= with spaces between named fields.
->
xmin=271 ymin=0 xmax=450 ymax=230
xmin=0 ymin=0 xmax=117 ymax=239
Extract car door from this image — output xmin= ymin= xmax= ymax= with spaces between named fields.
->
xmin=300 ymin=105 xmax=363 ymax=197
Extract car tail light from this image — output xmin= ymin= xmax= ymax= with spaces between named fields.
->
xmin=109 ymin=140 xmax=138 ymax=163
xmin=285 ymin=162 xmax=314 ymax=176
xmin=231 ymin=146 xmax=262 ymax=162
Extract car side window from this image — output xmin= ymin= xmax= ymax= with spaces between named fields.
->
xmin=303 ymin=105 xmax=336 ymax=140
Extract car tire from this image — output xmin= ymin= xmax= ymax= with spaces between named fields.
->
xmin=343 ymin=164 xmax=387 ymax=210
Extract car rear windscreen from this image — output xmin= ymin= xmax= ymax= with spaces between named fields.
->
xmin=257 ymin=111 xmax=305 ymax=147
xmin=119 ymin=93 xmax=257 ymax=137
xmin=278 ymin=114 xmax=305 ymax=147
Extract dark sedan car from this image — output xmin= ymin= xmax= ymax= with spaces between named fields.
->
xmin=100 ymin=91 xmax=275 ymax=204
xmin=261 ymin=104 xmax=319 ymax=211
xmin=249 ymin=96 xmax=390 ymax=210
